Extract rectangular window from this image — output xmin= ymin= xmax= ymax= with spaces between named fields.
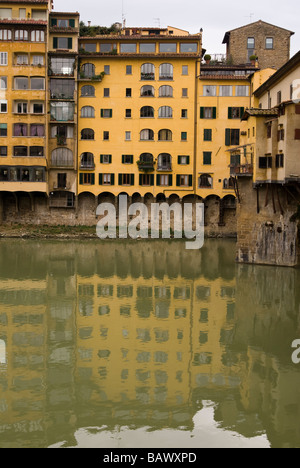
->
xmin=30 ymin=146 xmax=44 ymax=157
xmin=100 ymin=154 xmax=112 ymax=164
xmin=13 ymin=123 xmax=27 ymax=136
xmin=55 ymin=37 xmax=72 ymax=49
xmin=104 ymin=65 xmax=110 ymax=75
xmin=125 ymin=131 xmax=131 ymax=141
xmin=178 ymin=155 xmax=190 ymax=165
xmin=203 ymin=85 xmax=216 ymax=97
xmin=247 ymin=37 xmax=255 ymax=49
xmin=50 ymin=102 xmax=74 ymax=120
xmin=176 ymin=174 xmax=192 ymax=187
xmin=99 ymin=173 xmax=114 ymax=185
xmin=277 ymin=91 xmax=282 ymax=105
xmin=180 ymin=43 xmax=198 ymax=53
xmin=276 ymin=154 xmax=284 ymax=168
xmin=157 ymin=174 xmax=172 ymax=186
xmin=16 ymin=102 xmax=27 ymax=114
xmin=30 ymin=124 xmax=45 ymax=137
xmin=219 ymin=86 xmax=233 ymax=97
xmin=15 ymin=30 xmax=28 ymax=41
xmin=228 ymin=107 xmax=245 ymax=119
xmin=181 ymin=109 xmax=188 ymax=118
xmin=31 ymin=30 xmax=45 ymax=42
xmin=50 ymin=79 xmax=75 ymax=99
xmin=235 ymin=86 xmax=249 ymax=97
xmin=277 ymin=128 xmax=285 ymax=141
xmin=100 ymin=43 xmax=116 ymax=53
xmin=181 ymin=132 xmax=187 ymax=141
xmin=103 ymin=131 xmax=109 ymax=140
xmin=225 ymin=128 xmax=240 ymax=146
xmin=16 ymin=54 xmax=28 ymax=65
xmin=32 ymin=55 xmax=44 ymax=66
xmin=159 ymin=43 xmax=177 ymax=53
xmin=101 ymin=109 xmax=113 ymax=118
xmin=200 ymin=107 xmax=216 ymax=119
xmin=19 ymin=8 xmax=26 ymax=19
xmin=204 ymin=129 xmax=212 ymax=141
xmin=0 ymin=124 xmax=7 ymax=137
xmin=122 ymin=154 xmax=133 ymax=164
xmin=0 ymin=52 xmax=8 ymax=66
xmin=139 ymin=173 xmax=154 ymax=186
xmin=50 ymin=57 xmax=75 ymax=76
xmin=267 ymin=125 xmax=272 ymax=139
xmin=79 ymin=173 xmax=95 ymax=185
xmin=140 ymin=43 xmax=156 ymax=53
xmin=182 ymin=88 xmax=188 ymax=97
xmin=32 ymin=102 xmax=44 ymax=114
xmin=120 ymin=43 xmax=137 ymax=53
xmin=0 ymin=146 xmax=7 ymax=157
xmin=103 ymin=88 xmax=110 ymax=98
xmin=0 ymin=8 xmax=12 ymax=19
xmin=0 ymin=30 xmax=12 ymax=40
xmin=125 ymin=109 xmax=132 ymax=118
xmin=203 ymin=152 xmax=212 ymax=165
xmin=0 ymin=100 xmax=7 ymax=113
xmin=31 ymin=77 xmax=45 ymax=90
xmin=266 ymin=37 xmax=273 ymax=49
xmin=14 ymin=146 xmax=28 ymax=157
xmin=295 ymin=129 xmax=300 ymax=140
xmin=126 ymin=88 xmax=132 ymax=97
xmin=14 ymin=77 xmax=28 ymax=90
xmin=84 ymin=43 xmax=96 ymax=52
xmin=259 ymin=156 xmax=272 ymax=169
xmin=119 ymin=174 xmax=134 ymax=185
xmin=182 ymin=65 xmax=188 ymax=75
xmin=126 ymin=65 xmax=132 ymax=75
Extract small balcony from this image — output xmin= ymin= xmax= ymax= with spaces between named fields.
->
xmin=230 ymin=164 xmax=253 ymax=177
xmin=52 ymin=182 xmax=71 ymax=191
xmin=137 ymin=157 xmax=155 ymax=172
xmin=49 ymin=192 xmax=75 ymax=208
xmin=157 ymin=164 xmax=172 ymax=172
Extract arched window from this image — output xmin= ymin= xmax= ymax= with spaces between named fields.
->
xmin=81 ymin=85 xmax=95 ymax=96
xmin=51 ymin=148 xmax=74 ymax=167
xmin=157 ymin=153 xmax=172 ymax=171
xmin=158 ymin=129 xmax=172 ymax=141
xmin=140 ymin=153 xmax=154 ymax=163
xmin=159 ymin=85 xmax=173 ymax=97
xmin=81 ymin=106 xmax=95 ymax=118
xmin=81 ymin=63 xmax=95 ymax=78
xmin=158 ymin=106 xmax=173 ymax=118
xmin=199 ymin=174 xmax=213 ymax=188
xmin=140 ymin=129 xmax=154 ymax=141
xmin=81 ymin=128 xmax=95 ymax=140
xmin=159 ymin=63 xmax=173 ymax=80
xmin=140 ymin=85 xmax=155 ymax=97
xmin=140 ymin=106 xmax=154 ymax=118
xmin=141 ymin=63 xmax=155 ymax=80
xmin=80 ymin=152 xmax=95 ymax=169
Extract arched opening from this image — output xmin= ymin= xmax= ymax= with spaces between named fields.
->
xmin=141 ymin=63 xmax=155 ymax=80
xmin=140 ymin=85 xmax=155 ymax=97
xmin=80 ymin=152 xmax=95 ymax=169
xmin=140 ymin=106 xmax=154 ymax=118
xmin=157 ymin=153 xmax=172 ymax=171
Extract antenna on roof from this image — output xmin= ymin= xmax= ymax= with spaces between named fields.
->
xmin=245 ymin=13 xmax=254 ymax=23
xmin=153 ymin=18 xmax=161 ymax=28
xmin=122 ymin=0 xmax=126 ymax=28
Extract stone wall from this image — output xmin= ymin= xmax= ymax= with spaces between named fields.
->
xmin=236 ymin=178 xmax=300 ymax=266
xmin=228 ymin=21 xmax=292 ymax=69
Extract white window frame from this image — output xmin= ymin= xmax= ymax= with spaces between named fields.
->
xmin=0 ymin=52 xmax=8 ymax=66
xmin=219 ymin=86 xmax=233 ymax=97
xmin=0 ymin=29 xmax=12 ymax=40
xmin=0 ymin=76 xmax=7 ymax=89
xmin=103 ymin=174 xmax=111 ymax=185
xmin=203 ymin=85 xmax=217 ymax=96
xmin=235 ymin=85 xmax=250 ymax=97
xmin=16 ymin=54 xmax=29 ymax=65
xmin=0 ymin=100 xmax=7 ymax=113
xmin=125 ymin=131 xmax=131 ymax=141
xmin=32 ymin=55 xmax=44 ymax=66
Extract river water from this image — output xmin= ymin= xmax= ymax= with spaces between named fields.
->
xmin=0 ymin=238 xmax=300 ymax=448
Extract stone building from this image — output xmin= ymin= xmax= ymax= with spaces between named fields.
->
xmin=223 ymin=20 xmax=294 ymax=70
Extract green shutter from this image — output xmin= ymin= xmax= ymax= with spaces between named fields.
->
xmin=225 ymin=129 xmax=231 ymax=146
xmin=139 ymin=174 xmax=143 ymax=185
xmin=109 ymin=109 xmax=113 ymax=118
xmin=228 ymin=107 xmax=233 ymax=119
xmin=68 ymin=38 xmax=73 ymax=49
xmin=111 ymin=174 xmax=115 ymax=185
xmin=203 ymin=152 xmax=212 ymax=165
xmin=122 ymin=155 xmax=125 ymax=164
xmin=156 ymin=174 xmax=160 ymax=186
xmin=176 ymin=175 xmax=180 ymax=187
xmin=99 ymin=173 xmax=103 ymax=185
xmin=69 ymin=19 xmax=75 ymax=28
xmin=212 ymin=107 xmax=217 ymax=119
xmin=240 ymin=107 xmax=245 ymax=118
xmin=108 ymin=155 xmax=112 ymax=164
xmin=186 ymin=156 xmax=190 ymax=165
xmin=53 ymin=37 xmax=58 ymax=49
xmin=118 ymin=174 xmax=122 ymax=185
xmin=150 ymin=174 xmax=154 ymax=186
xmin=101 ymin=109 xmax=104 ymax=118
xmin=91 ymin=173 xmax=95 ymax=185
xmin=200 ymin=107 xmax=204 ymax=119
xmin=100 ymin=154 xmax=103 ymax=163
xmin=51 ymin=18 xmax=57 ymax=26
xmin=130 ymin=155 xmax=133 ymax=164
xmin=188 ymin=175 xmax=193 ymax=187
xmin=169 ymin=174 xmax=173 ymax=186
xmin=79 ymin=173 xmax=83 ymax=185
xmin=177 ymin=156 xmax=181 ymax=165
xmin=130 ymin=174 xmax=134 ymax=185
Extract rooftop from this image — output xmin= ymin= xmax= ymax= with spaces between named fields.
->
xmin=223 ymin=20 xmax=294 ymax=43
xmin=241 ymin=108 xmax=279 ymax=120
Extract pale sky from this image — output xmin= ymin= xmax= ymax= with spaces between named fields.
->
xmin=53 ymin=0 xmax=300 ymax=57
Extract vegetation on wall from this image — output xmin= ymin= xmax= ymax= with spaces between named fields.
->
xmin=79 ymin=21 xmax=120 ymax=37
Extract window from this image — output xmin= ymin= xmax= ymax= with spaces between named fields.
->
xmin=32 ymin=102 xmax=44 ymax=114
xmin=32 ymin=55 xmax=44 ymax=66
xmin=276 ymin=153 xmax=284 ymax=168
xmin=0 ymin=29 xmax=12 ymax=40
xmin=122 ymin=154 xmax=133 ymax=164
xmin=126 ymin=65 xmax=132 ymax=75
xmin=119 ymin=174 xmax=135 ymax=185
xmin=204 ymin=129 xmax=212 ymax=141
xmin=15 ymin=102 xmax=27 ymax=114
xmin=0 ymin=124 xmax=7 ymax=137
xmin=50 ymin=57 xmax=75 ymax=76
xmin=0 ymin=52 xmax=8 ymax=65
xmin=103 ymin=88 xmax=110 ymax=97
xmin=182 ymin=88 xmax=188 ymax=97
xmin=19 ymin=8 xmax=26 ymax=19
xmin=182 ymin=65 xmax=188 ymax=75
xmin=99 ymin=173 xmax=114 ymax=185
xmin=267 ymin=124 xmax=272 ymax=139
xmin=84 ymin=43 xmax=97 ymax=52
xmin=219 ymin=86 xmax=233 ymax=97
xmin=228 ymin=107 xmax=245 ymax=119
xmin=178 ymin=155 xmax=190 ymax=165
xmin=54 ymin=37 xmax=72 ymax=49
xmin=0 ymin=146 xmax=7 ymax=157
xmin=30 ymin=124 xmax=44 ymax=137
xmin=277 ymin=128 xmax=285 ymax=141
xmin=30 ymin=77 xmax=45 ymax=90
xmin=277 ymin=91 xmax=282 ymax=105
xmin=51 ymin=102 xmax=74 ymax=121
xmin=30 ymin=146 xmax=44 ymax=157
xmin=180 ymin=43 xmax=198 ymax=52
xmin=81 ymin=106 xmax=95 ymax=118
xmin=203 ymin=85 xmax=216 ymax=96
xmin=14 ymin=146 xmax=27 ymax=157
xmin=295 ymin=129 xmax=300 ymax=140
xmin=247 ymin=37 xmax=255 ymax=49
xmin=51 ymin=125 xmax=73 ymax=140
xmin=157 ymin=174 xmax=172 ymax=186
xmin=120 ymin=43 xmax=137 ymax=53
xmin=81 ymin=63 xmax=95 ymax=78
xmin=79 ymin=173 xmax=95 ymax=185
xmin=31 ymin=30 xmax=45 ymax=42
xmin=203 ymin=152 xmax=212 ymax=165
xmin=158 ymin=153 xmax=172 ymax=171
xmin=50 ymin=79 xmax=74 ymax=98
xmin=80 ymin=152 xmax=95 ymax=169
xmin=101 ymin=109 xmax=113 ymax=118
xmin=159 ymin=63 xmax=173 ymax=80
xmin=181 ymin=109 xmax=188 ymax=118
xmin=100 ymin=43 xmax=116 ymax=53
xmin=159 ymin=85 xmax=173 ymax=97
xmin=0 ymin=76 xmax=7 ymax=89
xmin=225 ymin=129 xmax=240 ymax=146
xmin=140 ymin=43 xmax=156 ymax=53
xmin=0 ymin=100 xmax=7 ymax=113
xmin=104 ymin=65 xmax=110 ymax=75
xmin=139 ymin=174 xmax=154 ymax=186
xmin=126 ymin=88 xmax=132 ymax=97
xmin=141 ymin=85 xmax=155 ymax=97
xmin=103 ymin=131 xmax=109 ymax=140
xmin=181 ymin=132 xmax=187 ymax=141
xmin=235 ymin=86 xmax=249 ymax=97
xmin=125 ymin=131 xmax=131 ymax=141
xmin=140 ymin=106 xmax=154 ymax=118
xmin=199 ymin=174 xmax=213 ymax=188
xmin=176 ymin=174 xmax=192 ymax=187
xmin=14 ymin=77 xmax=28 ymax=90
xmin=81 ymin=128 xmax=94 ymax=140
xmin=158 ymin=106 xmax=173 ymax=118
xmin=259 ymin=156 xmax=272 ymax=169
xmin=159 ymin=43 xmax=176 ymax=53
xmin=200 ymin=107 xmax=216 ymax=119
xmin=13 ymin=123 xmax=27 ymax=136
xmin=140 ymin=129 xmax=154 ymax=141
xmin=15 ymin=30 xmax=28 ymax=41
xmin=266 ymin=37 xmax=273 ymax=49
xmin=125 ymin=109 xmax=132 ymax=118
xmin=100 ymin=154 xmax=112 ymax=164
xmin=141 ymin=63 xmax=155 ymax=81
xmin=16 ymin=54 xmax=28 ymax=65
xmin=81 ymin=85 xmax=95 ymax=97
xmin=158 ymin=129 xmax=172 ymax=141
xmin=0 ymin=8 xmax=12 ymax=19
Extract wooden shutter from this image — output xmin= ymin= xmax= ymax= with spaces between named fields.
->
xmin=295 ymin=129 xmax=300 ymax=140
xmin=150 ymin=174 xmax=154 ymax=186
xmin=200 ymin=107 xmax=204 ymax=119
xmin=108 ymin=155 xmax=112 ymax=163
xmin=68 ymin=38 xmax=73 ymax=49
xmin=130 ymin=174 xmax=134 ymax=185
xmin=225 ymin=129 xmax=231 ymax=146
xmin=69 ymin=19 xmax=75 ymax=28
xmin=51 ymin=18 xmax=57 ymax=26
xmin=53 ymin=37 xmax=58 ymax=49
xmin=91 ymin=173 xmax=95 ymax=185
xmin=228 ymin=107 xmax=233 ymax=119
xmin=240 ymin=107 xmax=245 ymax=117
xmin=169 ymin=174 xmax=173 ymax=186
xmin=176 ymin=175 xmax=180 ymax=186
xmin=118 ymin=174 xmax=122 ymax=185
xmin=139 ymin=174 xmax=143 ymax=185
xmin=100 ymin=154 xmax=103 ymax=163
xmin=99 ymin=173 xmax=103 ymax=185
xmin=122 ymin=155 xmax=125 ymax=163
xmin=188 ymin=175 xmax=193 ymax=187
xmin=186 ymin=156 xmax=190 ymax=165
xmin=101 ymin=109 xmax=104 ymax=118
xmin=79 ymin=173 xmax=83 ymax=184
xmin=212 ymin=107 xmax=217 ymax=119
xmin=156 ymin=174 xmax=160 ymax=186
